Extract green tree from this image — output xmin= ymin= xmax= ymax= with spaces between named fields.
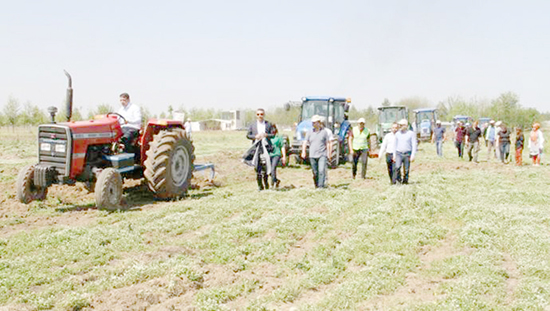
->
xmin=488 ymin=92 xmax=519 ymax=125
xmin=436 ymin=101 xmax=449 ymax=121
xmin=141 ymin=106 xmax=153 ymax=123
xmin=71 ymin=107 xmax=83 ymax=121
xmin=4 ymin=96 xmax=20 ymax=127
xmin=168 ymin=105 xmax=174 ymax=119
xmin=19 ymin=101 xmax=34 ymax=125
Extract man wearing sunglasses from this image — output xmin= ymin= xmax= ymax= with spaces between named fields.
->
xmin=247 ymin=108 xmax=276 ymax=190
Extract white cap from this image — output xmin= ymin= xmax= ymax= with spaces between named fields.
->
xmin=436 ymin=120 xmax=441 ymax=124
xmin=495 ymin=121 xmax=502 ymax=126
xmin=398 ymin=119 xmax=408 ymax=125
xmin=358 ymin=117 xmax=366 ymax=123
xmin=311 ymin=115 xmax=322 ymax=122
xmin=490 ymin=120 xmax=495 ymax=124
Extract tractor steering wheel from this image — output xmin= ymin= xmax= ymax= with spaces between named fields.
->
xmin=106 ymin=112 xmax=127 ymax=124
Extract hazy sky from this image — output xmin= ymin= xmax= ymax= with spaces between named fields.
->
xmin=1 ymin=0 xmax=549 ymax=115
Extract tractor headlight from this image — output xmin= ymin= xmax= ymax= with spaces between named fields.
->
xmin=55 ymin=144 xmax=66 ymax=153
xmin=40 ymin=143 xmax=51 ymax=152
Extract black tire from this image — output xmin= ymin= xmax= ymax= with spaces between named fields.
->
xmin=16 ymin=164 xmax=48 ymax=204
xmin=95 ymin=168 xmax=123 ymax=210
xmin=144 ymin=129 xmax=195 ymax=199
xmin=329 ymin=135 xmax=339 ymax=169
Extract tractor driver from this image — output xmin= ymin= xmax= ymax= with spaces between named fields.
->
xmin=117 ymin=93 xmax=142 ymax=152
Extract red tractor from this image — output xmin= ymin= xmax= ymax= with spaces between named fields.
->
xmin=16 ymin=71 xmax=195 ymax=210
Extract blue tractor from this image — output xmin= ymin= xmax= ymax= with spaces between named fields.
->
xmin=413 ymin=108 xmax=438 ymax=142
xmin=286 ymin=97 xmax=352 ymax=168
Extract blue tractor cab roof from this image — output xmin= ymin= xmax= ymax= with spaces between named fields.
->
xmin=413 ymin=108 xmax=437 ymax=113
xmin=303 ymin=96 xmax=347 ymax=102
xmin=479 ymin=117 xmax=491 ymax=121
xmin=453 ymin=115 xmax=470 ymax=119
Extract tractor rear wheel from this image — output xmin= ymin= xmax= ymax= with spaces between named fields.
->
xmin=144 ymin=129 xmax=195 ymax=199
xmin=16 ymin=164 xmax=48 ymax=204
xmin=95 ymin=168 xmax=123 ymax=210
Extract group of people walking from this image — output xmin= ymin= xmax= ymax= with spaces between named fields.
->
xmin=245 ymin=108 xmax=418 ymax=190
xmin=437 ymin=119 xmax=545 ymax=166
xmin=245 ymin=108 xmax=546 ymax=190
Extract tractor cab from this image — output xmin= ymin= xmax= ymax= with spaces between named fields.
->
xmin=413 ymin=108 xmax=438 ymax=142
xmin=368 ymin=106 xmax=409 ymax=157
xmin=287 ymin=97 xmax=351 ymax=167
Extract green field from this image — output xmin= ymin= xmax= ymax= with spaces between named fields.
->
xmin=1 ymin=127 xmax=550 ymax=310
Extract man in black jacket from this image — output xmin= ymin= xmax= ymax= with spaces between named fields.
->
xmin=247 ymin=108 xmax=275 ymax=190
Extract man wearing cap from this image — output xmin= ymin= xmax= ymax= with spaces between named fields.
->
xmin=431 ymin=120 xmax=446 ymax=157
xmin=485 ymin=120 xmax=497 ymax=160
xmin=302 ymin=115 xmax=332 ymax=188
xmin=348 ymin=118 xmax=370 ymax=179
xmin=392 ymin=119 xmax=417 ymax=185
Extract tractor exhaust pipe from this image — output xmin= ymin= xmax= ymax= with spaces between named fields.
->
xmin=64 ymin=70 xmax=73 ymax=122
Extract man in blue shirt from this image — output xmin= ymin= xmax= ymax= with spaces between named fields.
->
xmin=392 ymin=119 xmax=417 ymax=185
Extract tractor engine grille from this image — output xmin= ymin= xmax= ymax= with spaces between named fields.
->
xmin=38 ymin=124 xmax=72 ymax=179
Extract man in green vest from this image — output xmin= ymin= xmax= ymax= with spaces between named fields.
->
xmin=348 ymin=118 xmax=370 ymax=179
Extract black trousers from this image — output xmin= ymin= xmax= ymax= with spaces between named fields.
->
xmin=385 ymin=153 xmax=399 ymax=183
xmin=121 ymin=127 xmax=139 ymax=153
xmin=352 ymin=149 xmax=369 ymax=179
xmin=256 ymin=159 xmax=269 ymax=190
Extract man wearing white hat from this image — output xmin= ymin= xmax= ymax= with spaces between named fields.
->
xmin=348 ymin=117 xmax=370 ymax=179
xmin=302 ymin=115 xmax=332 ymax=188
xmin=392 ymin=119 xmax=417 ymax=185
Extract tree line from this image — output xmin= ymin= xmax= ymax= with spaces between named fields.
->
xmin=2 ymin=92 xmax=549 ymax=129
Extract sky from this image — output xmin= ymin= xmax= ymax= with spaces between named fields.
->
xmin=1 ymin=0 xmax=550 ymax=116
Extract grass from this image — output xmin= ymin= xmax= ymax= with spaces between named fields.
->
xmin=0 ymin=126 xmax=550 ymax=310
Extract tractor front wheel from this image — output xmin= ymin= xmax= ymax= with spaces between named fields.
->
xmin=95 ymin=168 xmax=123 ymax=210
xmin=16 ymin=164 xmax=48 ymax=204
xmin=144 ymin=129 xmax=195 ymax=199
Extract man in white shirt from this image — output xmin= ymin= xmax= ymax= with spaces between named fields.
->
xmin=117 ymin=93 xmax=142 ymax=152
xmin=379 ymin=122 xmax=399 ymax=184
xmin=392 ymin=119 xmax=417 ymax=185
